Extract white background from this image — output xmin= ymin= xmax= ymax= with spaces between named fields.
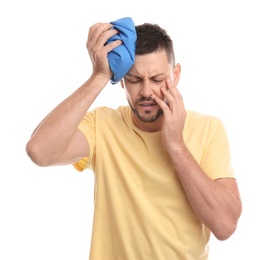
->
xmin=1 ymin=0 xmax=266 ymax=259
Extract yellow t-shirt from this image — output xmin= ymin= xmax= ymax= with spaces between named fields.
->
xmin=73 ymin=106 xmax=235 ymax=260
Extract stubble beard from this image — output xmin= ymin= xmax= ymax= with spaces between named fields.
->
xmin=128 ymin=98 xmax=163 ymax=123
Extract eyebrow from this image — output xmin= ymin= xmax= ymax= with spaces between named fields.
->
xmin=125 ymin=73 xmax=167 ymax=79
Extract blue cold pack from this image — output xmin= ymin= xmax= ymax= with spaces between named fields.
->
xmin=107 ymin=17 xmax=137 ymax=84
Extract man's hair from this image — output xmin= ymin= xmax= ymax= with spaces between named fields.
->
xmin=135 ymin=23 xmax=175 ymax=66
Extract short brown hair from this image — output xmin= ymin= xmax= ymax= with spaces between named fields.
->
xmin=135 ymin=23 xmax=175 ymax=66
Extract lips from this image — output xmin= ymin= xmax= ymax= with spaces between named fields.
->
xmin=139 ymin=102 xmax=157 ymax=106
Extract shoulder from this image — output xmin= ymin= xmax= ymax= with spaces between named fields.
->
xmin=186 ymin=110 xmax=223 ymax=127
xmin=86 ymin=106 xmax=130 ymax=126
xmin=185 ymin=110 xmax=227 ymax=140
xmin=91 ymin=106 xmax=129 ymax=117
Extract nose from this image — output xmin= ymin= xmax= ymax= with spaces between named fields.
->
xmin=139 ymin=80 xmax=153 ymax=97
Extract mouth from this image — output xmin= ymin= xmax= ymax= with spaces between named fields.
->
xmin=138 ymin=101 xmax=158 ymax=112
xmin=139 ymin=101 xmax=157 ymax=108
xmin=139 ymin=101 xmax=157 ymax=106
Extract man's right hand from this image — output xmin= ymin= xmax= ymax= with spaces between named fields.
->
xmin=86 ymin=22 xmax=122 ymax=81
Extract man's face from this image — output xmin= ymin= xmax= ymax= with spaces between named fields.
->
xmin=121 ymin=50 xmax=175 ymax=124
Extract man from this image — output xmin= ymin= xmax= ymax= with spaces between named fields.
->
xmin=26 ymin=19 xmax=242 ymax=260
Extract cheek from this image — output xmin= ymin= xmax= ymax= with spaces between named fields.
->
xmin=154 ymin=85 xmax=166 ymax=99
xmin=124 ymin=88 xmax=136 ymax=105
xmin=125 ymin=85 xmax=139 ymax=98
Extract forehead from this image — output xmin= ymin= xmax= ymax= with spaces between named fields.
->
xmin=128 ymin=50 xmax=171 ymax=77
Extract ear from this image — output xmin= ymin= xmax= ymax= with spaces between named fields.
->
xmin=120 ymin=79 xmax=125 ymax=89
xmin=173 ymin=63 xmax=181 ymax=84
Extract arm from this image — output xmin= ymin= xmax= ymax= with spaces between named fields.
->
xmin=154 ymin=78 xmax=242 ymax=240
xmin=166 ymin=144 xmax=242 ymax=240
xmin=26 ymin=22 xmax=122 ymax=167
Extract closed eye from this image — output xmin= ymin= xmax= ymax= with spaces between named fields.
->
xmin=151 ymin=78 xmax=165 ymax=83
xmin=128 ymin=79 xmax=142 ymax=84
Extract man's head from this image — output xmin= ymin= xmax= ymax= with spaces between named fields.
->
xmin=121 ymin=23 xmax=181 ymax=131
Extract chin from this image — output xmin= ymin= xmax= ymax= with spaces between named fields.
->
xmin=136 ymin=110 xmax=163 ymax=123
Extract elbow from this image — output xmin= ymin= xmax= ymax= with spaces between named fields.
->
xmin=212 ymin=209 xmax=242 ymax=241
xmin=26 ymin=140 xmax=50 ymax=167
xmin=212 ymin=221 xmax=238 ymax=241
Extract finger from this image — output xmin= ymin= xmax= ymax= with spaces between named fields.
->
xmin=88 ymin=23 xmax=113 ymax=42
xmin=165 ymin=78 xmax=179 ymax=97
xmin=96 ymin=28 xmax=120 ymax=47
xmin=166 ymin=79 xmax=185 ymax=105
xmin=160 ymin=87 xmax=177 ymax=111
xmin=87 ymin=22 xmax=114 ymax=48
xmin=152 ymin=93 xmax=171 ymax=115
xmin=104 ymin=39 xmax=122 ymax=53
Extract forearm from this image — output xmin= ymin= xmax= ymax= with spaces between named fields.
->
xmin=26 ymin=75 xmax=108 ymax=166
xmin=169 ymin=144 xmax=241 ymax=240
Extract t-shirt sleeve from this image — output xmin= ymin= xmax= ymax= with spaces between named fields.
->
xmin=73 ymin=110 xmax=96 ymax=172
xmin=201 ymin=118 xmax=235 ymax=180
